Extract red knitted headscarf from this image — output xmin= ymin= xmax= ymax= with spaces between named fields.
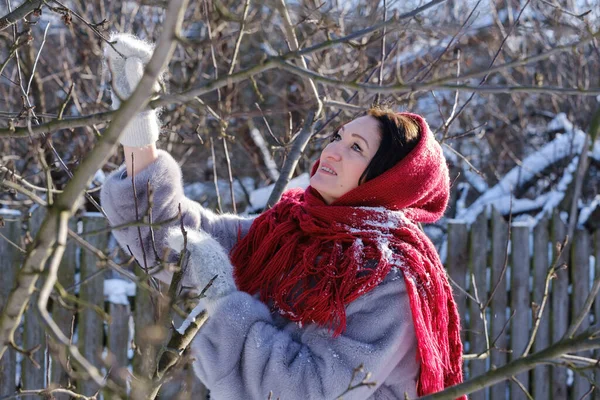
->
xmin=231 ymin=113 xmax=465 ymax=398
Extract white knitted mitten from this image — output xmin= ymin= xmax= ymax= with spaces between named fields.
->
xmin=104 ymin=33 xmax=161 ymax=147
xmin=166 ymin=228 xmax=237 ymax=302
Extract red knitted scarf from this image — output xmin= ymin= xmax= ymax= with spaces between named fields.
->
xmin=231 ymin=113 xmax=465 ymax=397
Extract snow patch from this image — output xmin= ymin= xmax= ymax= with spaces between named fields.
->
xmin=177 ymin=301 xmax=206 ymax=335
xmin=248 ymin=173 xmax=310 ymax=211
xmin=104 ymin=279 xmax=136 ymax=305
xmin=578 ymin=195 xmax=600 ymax=227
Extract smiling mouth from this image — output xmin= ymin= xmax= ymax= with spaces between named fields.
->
xmin=320 ymin=166 xmax=337 ymax=175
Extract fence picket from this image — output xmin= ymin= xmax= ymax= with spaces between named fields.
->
xmin=594 ymin=230 xmax=600 ymax=398
xmin=551 ymin=211 xmax=568 ymax=399
xmin=447 ymin=219 xmax=469 ymax=345
xmin=49 ymin=217 xmax=77 ymax=399
xmin=78 ymin=214 xmax=109 ymax=396
xmin=0 ymin=210 xmax=21 ymax=395
xmin=510 ymin=223 xmax=531 ymax=399
xmin=132 ymin=271 xmax=158 ymax=384
xmin=468 ymin=210 xmax=488 ymax=400
xmin=490 ymin=207 xmax=509 ymax=400
xmin=22 ymin=206 xmax=47 ymax=399
xmin=532 ymin=215 xmax=550 ymax=400
xmin=571 ymin=228 xmax=592 ymax=399
xmin=107 ymin=303 xmax=131 ymax=391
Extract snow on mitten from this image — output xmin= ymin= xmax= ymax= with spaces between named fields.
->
xmin=104 ymin=33 xmax=161 ymax=147
xmin=166 ymin=228 xmax=236 ymax=302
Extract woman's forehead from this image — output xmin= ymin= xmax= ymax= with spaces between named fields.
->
xmin=341 ymin=116 xmax=381 ymax=145
xmin=343 ymin=115 xmax=379 ymax=132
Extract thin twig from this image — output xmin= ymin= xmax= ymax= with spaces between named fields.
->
xmin=266 ymin=112 xmax=315 ymax=207
xmin=275 ymin=0 xmax=322 ymax=117
xmin=147 ymin=180 xmax=160 ymax=261
xmin=210 ymin=137 xmax=223 ymax=213
xmin=222 ymin=136 xmax=236 ymax=213
xmin=522 ymin=237 xmax=568 ymax=356
xmin=483 ymin=196 xmax=513 ymax=311
xmin=227 ymin=0 xmax=251 ymax=76
xmin=0 ymin=230 xmax=26 ymax=253
xmin=44 ymin=0 xmax=125 ymax=57
xmin=375 ymin=0 xmax=387 ymax=105
xmin=510 ymin=376 xmax=534 ymax=400
xmin=25 ymin=21 xmax=50 ymax=97
xmin=130 ymin=152 xmax=149 ymax=272
xmin=539 ymin=0 xmax=592 ymax=19
xmin=442 ymin=0 xmax=533 ymax=129
xmin=564 ymin=262 xmax=600 ymax=339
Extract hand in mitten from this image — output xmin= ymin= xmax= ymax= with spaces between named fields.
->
xmin=166 ymin=228 xmax=236 ymax=303
xmin=104 ymin=33 xmax=161 ymax=147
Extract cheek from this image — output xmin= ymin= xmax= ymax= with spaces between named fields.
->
xmin=343 ymin=160 xmax=369 ymax=189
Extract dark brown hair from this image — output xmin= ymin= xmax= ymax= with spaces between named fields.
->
xmin=359 ymin=106 xmax=421 ymax=184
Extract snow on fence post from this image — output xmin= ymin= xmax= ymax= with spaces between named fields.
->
xmin=532 ymin=215 xmax=550 ymax=400
xmin=447 ymin=219 xmax=469 ymax=345
xmin=551 ymin=211 xmax=569 ymax=399
xmin=0 ymin=209 xmax=22 ymax=396
xmin=594 ymin=231 xmax=600 ymax=394
xmin=49 ymin=216 xmax=77 ymax=399
xmin=77 ymin=213 xmax=109 ymax=396
xmin=489 ymin=207 xmax=509 ymax=400
xmin=571 ymin=228 xmax=592 ymax=399
xmin=467 ymin=210 xmax=488 ymax=400
xmin=22 ymin=205 xmax=47 ymax=399
xmin=510 ymin=222 xmax=531 ymax=399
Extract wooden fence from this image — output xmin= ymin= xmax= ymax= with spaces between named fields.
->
xmin=0 ymin=207 xmax=205 ymax=399
xmin=448 ymin=208 xmax=600 ymax=400
xmin=0 ymin=205 xmax=598 ymax=399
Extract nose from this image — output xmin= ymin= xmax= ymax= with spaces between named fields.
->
xmin=323 ymin=142 xmax=342 ymax=161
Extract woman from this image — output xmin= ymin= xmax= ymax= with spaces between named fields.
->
xmin=101 ymin=34 xmax=465 ymax=399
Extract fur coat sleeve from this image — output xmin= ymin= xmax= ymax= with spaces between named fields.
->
xmin=192 ymin=268 xmax=419 ymax=400
xmin=99 ymin=149 xmax=255 ymax=284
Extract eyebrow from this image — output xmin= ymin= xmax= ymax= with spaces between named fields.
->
xmin=340 ymin=126 xmax=370 ymax=149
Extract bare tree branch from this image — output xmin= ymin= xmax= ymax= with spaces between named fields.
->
xmin=0 ymin=0 xmax=43 ymax=31
xmin=419 ymin=329 xmax=600 ymax=400
xmin=0 ymin=0 xmax=189 ymax=362
xmin=266 ymin=111 xmax=315 ymax=208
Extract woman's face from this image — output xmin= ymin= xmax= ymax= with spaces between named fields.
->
xmin=310 ymin=115 xmax=382 ymax=204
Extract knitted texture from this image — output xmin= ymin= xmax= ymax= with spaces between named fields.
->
xmin=231 ymin=112 xmax=465 ymax=398
xmin=104 ymin=33 xmax=161 ymax=147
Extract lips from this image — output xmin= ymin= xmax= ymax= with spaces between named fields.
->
xmin=320 ymin=162 xmax=337 ymax=176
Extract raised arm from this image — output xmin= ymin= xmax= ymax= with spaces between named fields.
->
xmin=100 ymin=34 xmax=254 ymax=283
xmin=124 ymin=144 xmax=158 ymax=178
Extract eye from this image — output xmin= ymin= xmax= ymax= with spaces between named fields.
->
xmin=352 ymin=143 xmax=362 ymax=152
xmin=329 ymin=132 xmax=341 ymax=142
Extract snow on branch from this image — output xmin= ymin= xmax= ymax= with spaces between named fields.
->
xmin=456 ymin=113 xmax=587 ymax=225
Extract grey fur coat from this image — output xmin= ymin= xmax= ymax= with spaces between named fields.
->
xmin=100 ymin=150 xmax=419 ymax=399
